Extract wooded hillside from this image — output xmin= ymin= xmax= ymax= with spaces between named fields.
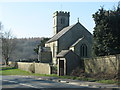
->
xmin=10 ymin=37 xmax=44 ymax=62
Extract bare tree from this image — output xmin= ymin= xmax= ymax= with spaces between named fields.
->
xmin=0 ymin=22 xmax=2 ymax=64
xmin=2 ymin=30 xmax=16 ymax=65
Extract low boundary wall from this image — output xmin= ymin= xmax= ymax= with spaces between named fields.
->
xmin=8 ymin=62 xmax=51 ymax=75
xmin=84 ymin=54 xmax=120 ymax=78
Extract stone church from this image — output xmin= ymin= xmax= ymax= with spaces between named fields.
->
xmin=39 ymin=11 xmax=93 ymax=75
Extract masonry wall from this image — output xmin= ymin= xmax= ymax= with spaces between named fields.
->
xmin=17 ymin=62 xmax=33 ymax=72
xmin=8 ymin=62 xmax=51 ymax=75
xmin=84 ymin=54 xmax=120 ymax=76
xmin=45 ymin=41 xmax=58 ymax=64
xmin=35 ymin=63 xmax=51 ymax=75
xmin=59 ymin=23 xmax=93 ymax=57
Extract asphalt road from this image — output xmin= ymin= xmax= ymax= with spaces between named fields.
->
xmin=1 ymin=75 xmax=91 ymax=89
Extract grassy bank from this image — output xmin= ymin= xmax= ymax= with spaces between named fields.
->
xmin=0 ymin=66 xmax=119 ymax=85
xmin=0 ymin=66 xmax=57 ymax=77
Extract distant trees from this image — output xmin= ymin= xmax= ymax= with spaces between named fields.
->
xmin=34 ymin=38 xmax=50 ymax=54
xmin=11 ymin=38 xmax=42 ymax=61
xmin=93 ymin=4 xmax=120 ymax=56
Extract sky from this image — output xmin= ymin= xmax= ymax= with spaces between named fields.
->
xmin=0 ymin=1 xmax=119 ymax=38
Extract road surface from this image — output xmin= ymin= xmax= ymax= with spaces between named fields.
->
xmin=1 ymin=75 xmax=91 ymax=89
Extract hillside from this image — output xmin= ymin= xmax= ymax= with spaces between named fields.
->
xmin=10 ymin=37 xmax=44 ymax=62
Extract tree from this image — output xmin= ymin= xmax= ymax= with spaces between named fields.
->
xmin=2 ymin=29 xmax=16 ymax=65
xmin=0 ymin=22 xmax=2 ymax=63
xmin=93 ymin=4 xmax=120 ymax=56
xmin=34 ymin=38 xmax=50 ymax=54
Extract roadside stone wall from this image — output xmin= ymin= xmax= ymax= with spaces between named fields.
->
xmin=84 ymin=54 xmax=120 ymax=77
xmin=17 ymin=62 xmax=33 ymax=72
xmin=8 ymin=62 xmax=51 ymax=75
xmin=35 ymin=63 xmax=51 ymax=75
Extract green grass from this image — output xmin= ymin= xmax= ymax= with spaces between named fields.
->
xmin=0 ymin=66 xmax=58 ymax=77
xmin=0 ymin=67 xmax=33 ymax=75
xmin=0 ymin=66 xmax=119 ymax=85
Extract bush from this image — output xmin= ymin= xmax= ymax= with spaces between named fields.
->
xmin=9 ymin=62 xmax=18 ymax=68
xmin=51 ymin=65 xmax=57 ymax=74
xmin=70 ymin=67 xmax=87 ymax=77
xmin=29 ymin=64 xmax=35 ymax=73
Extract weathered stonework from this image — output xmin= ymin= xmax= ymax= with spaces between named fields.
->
xmin=45 ymin=11 xmax=93 ymax=65
xmin=57 ymin=50 xmax=80 ymax=75
xmin=8 ymin=62 xmax=51 ymax=75
xmin=35 ymin=63 xmax=51 ymax=75
xmin=84 ymin=54 xmax=120 ymax=78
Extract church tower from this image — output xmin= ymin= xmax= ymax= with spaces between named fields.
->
xmin=53 ymin=11 xmax=70 ymax=35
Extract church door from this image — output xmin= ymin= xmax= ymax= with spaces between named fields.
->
xmin=59 ymin=60 xmax=64 ymax=76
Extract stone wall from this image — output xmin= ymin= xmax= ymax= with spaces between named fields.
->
xmin=35 ymin=63 xmax=51 ymax=75
xmin=8 ymin=62 xmax=51 ymax=75
xmin=17 ymin=62 xmax=33 ymax=72
xmin=45 ymin=41 xmax=58 ymax=64
xmin=84 ymin=54 xmax=120 ymax=77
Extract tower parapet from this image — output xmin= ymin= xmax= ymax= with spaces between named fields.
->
xmin=53 ymin=11 xmax=70 ymax=17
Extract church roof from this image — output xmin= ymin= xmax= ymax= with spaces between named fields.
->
xmin=56 ymin=50 xmax=71 ymax=57
xmin=46 ymin=23 xmax=78 ymax=43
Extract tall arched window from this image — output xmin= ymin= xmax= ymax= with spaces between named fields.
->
xmin=80 ymin=44 xmax=87 ymax=57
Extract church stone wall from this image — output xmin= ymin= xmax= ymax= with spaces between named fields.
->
xmin=59 ymin=23 xmax=92 ymax=56
xmin=45 ymin=41 xmax=58 ymax=64
xmin=84 ymin=54 xmax=120 ymax=76
xmin=74 ymin=38 xmax=92 ymax=58
xmin=65 ymin=52 xmax=80 ymax=75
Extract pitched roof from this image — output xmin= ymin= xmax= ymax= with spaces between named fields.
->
xmin=56 ymin=50 xmax=70 ymax=57
xmin=47 ymin=23 xmax=78 ymax=43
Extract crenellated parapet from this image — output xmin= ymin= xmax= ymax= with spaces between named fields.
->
xmin=53 ymin=11 xmax=70 ymax=17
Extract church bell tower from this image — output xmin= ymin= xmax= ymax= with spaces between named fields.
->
xmin=53 ymin=11 xmax=70 ymax=35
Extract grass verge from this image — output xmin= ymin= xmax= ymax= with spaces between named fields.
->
xmin=0 ymin=66 xmax=119 ymax=85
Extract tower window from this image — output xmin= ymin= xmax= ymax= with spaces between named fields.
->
xmin=60 ymin=18 xmax=65 ymax=24
xmin=80 ymin=44 xmax=87 ymax=57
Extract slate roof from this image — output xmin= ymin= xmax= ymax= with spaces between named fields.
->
xmin=46 ymin=23 xmax=78 ymax=43
xmin=56 ymin=50 xmax=70 ymax=57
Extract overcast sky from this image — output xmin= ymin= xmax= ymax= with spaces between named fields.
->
xmin=0 ymin=1 xmax=119 ymax=38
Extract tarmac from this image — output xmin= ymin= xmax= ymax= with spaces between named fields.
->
xmin=17 ymin=75 xmax=120 ymax=89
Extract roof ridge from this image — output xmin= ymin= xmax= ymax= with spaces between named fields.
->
xmin=46 ymin=23 xmax=78 ymax=43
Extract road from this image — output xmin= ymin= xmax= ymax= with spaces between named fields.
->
xmin=1 ymin=75 xmax=91 ymax=89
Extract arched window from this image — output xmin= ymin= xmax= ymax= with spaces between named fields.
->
xmin=80 ymin=44 xmax=87 ymax=57
xmin=53 ymin=44 xmax=55 ymax=57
